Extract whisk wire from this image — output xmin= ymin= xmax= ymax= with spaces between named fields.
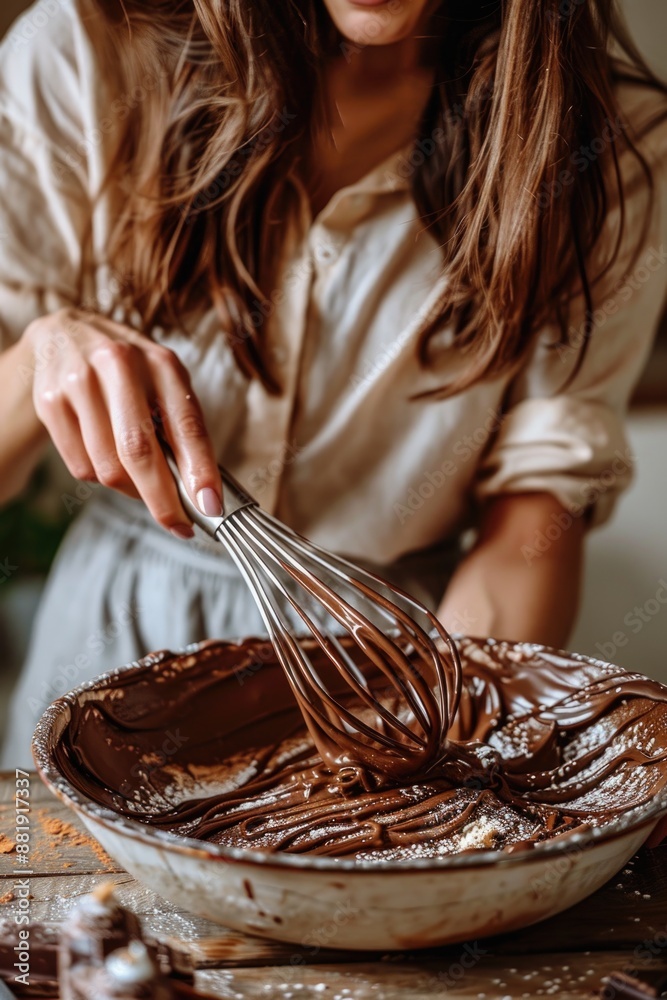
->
xmin=234 ymin=512 xmax=439 ymax=732
xmin=230 ymin=515 xmax=428 ymax=752
xmin=162 ymin=443 xmax=463 ymax=784
xmin=262 ymin=514 xmax=461 ymax=729
xmin=218 ymin=524 xmax=318 ymax=703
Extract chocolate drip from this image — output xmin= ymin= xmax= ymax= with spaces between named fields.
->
xmin=51 ymin=637 xmax=667 ymax=861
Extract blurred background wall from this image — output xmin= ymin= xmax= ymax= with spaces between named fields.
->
xmin=0 ymin=0 xmax=666 ymax=743
xmin=622 ymin=0 xmax=667 ymax=75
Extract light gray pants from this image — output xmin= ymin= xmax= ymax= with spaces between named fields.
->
xmin=1 ymin=489 xmax=460 ymax=768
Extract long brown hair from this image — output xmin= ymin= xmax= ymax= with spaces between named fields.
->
xmin=85 ymin=0 xmax=667 ymax=395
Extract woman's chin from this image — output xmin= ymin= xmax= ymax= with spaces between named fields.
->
xmin=327 ymin=1 xmax=427 ymax=48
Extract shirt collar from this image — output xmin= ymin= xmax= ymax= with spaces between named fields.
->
xmin=343 ymin=140 xmax=413 ymax=197
xmin=288 ymin=140 xmax=413 ymax=232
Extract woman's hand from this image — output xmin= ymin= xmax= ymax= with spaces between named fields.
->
xmin=25 ymin=308 xmax=223 ymax=538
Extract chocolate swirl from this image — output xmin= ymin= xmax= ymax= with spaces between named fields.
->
xmin=51 ymin=637 xmax=667 ymax=860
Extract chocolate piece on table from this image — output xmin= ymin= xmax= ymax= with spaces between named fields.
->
xmin=0 ymin=894 xmax=194 ymax=997
xmin=59 ymin=883 xmax=142 ymax=1000
xmin=0 ymin=919 xmax=58 ymax=997
xmin=147 ymin=939 xmax=195 ymax=983
xmin=71 ymin=941 xmax=175 ymax=999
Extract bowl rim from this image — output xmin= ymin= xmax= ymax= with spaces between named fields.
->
xmin=32 ymin=637 xmax=667 ymax=875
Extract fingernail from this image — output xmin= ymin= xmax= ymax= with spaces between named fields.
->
xmin=197 ymin=487 xmax=223 ymax=517
xmin=170 ymin=524 xmax=195 ymax=540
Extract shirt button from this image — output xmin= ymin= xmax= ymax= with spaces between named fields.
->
xmin=314 ymin=240 xmax=340 ymax=265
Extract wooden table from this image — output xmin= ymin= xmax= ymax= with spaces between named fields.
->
xmin=1 ymin=772 xmax=666 ymax=999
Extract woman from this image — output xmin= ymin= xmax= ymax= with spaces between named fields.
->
xmin=1 ymin=0 xmax=666 ymax=766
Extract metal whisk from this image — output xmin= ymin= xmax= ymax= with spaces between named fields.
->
xmin=165 ymin=452 xmax=462 ymax=784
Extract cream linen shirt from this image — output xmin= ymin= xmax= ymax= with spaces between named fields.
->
xmin=1 ymin=0 xmax=667 ymax=567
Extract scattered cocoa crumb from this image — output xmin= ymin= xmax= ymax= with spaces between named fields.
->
xmin=0 ymin=891 xmax=15 ymax=904
xmin=38 ymin=812 xmax=114 ymax=868
xmin=91 ymin=842 xmax=116 ymax=867
xmin=40 ymin=815 xmax=90 ymax=849
xmin=27 ymin=843 xmax=43 ymax=865
xmin=0 ymin=834 xmax=16 ymax=854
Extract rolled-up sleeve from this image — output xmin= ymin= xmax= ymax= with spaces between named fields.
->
xmin=0 ymin=0 xmax=91 ymax=350
xmin=474 ymin=86 xmax=667 ymax=528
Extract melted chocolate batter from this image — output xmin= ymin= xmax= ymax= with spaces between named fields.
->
xmin=52 ymin=637 xmax=667 ymax=861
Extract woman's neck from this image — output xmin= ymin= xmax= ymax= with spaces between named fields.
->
xmin=342 ymin=32 xmax=426 ymax=81
xmin=302 ymin=9 xmax=440 ymax=218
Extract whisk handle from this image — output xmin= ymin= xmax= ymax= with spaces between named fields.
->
xmin=161 ymin=443 xmax=258 ymax=538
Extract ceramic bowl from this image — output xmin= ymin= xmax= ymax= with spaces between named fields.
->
xmin=33 ymin=639 xmax=667 ymax=951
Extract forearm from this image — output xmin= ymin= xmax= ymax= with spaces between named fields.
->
xmin=438 ymin=493 xmax=585 ymax=648
xmin=0 ymin=335 xmax=49 ymax=504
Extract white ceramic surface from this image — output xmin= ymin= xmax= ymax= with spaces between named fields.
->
xmin=75 ymin=808 xmax=654 ymax=950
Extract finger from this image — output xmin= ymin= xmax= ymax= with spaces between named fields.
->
xmin=89 ymin=342 xmax=194 ymax=537
xmin=65 ymin=364 xmax=141 ymax=500
xmin=146 ymin=346 xmax=222 ymax=517
xmin=33 ymin=387 xmax=97 ymax=483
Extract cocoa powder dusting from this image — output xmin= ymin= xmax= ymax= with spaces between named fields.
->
xmin=38 ymin=811 xmax=114 ymax=868
xmin=0 ymin=834 xmax=15 ymax=854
